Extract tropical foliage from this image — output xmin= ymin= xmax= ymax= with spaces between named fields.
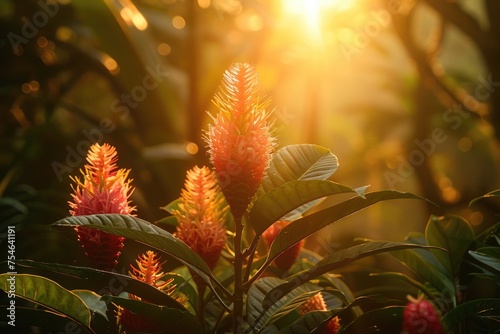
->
xmin=1 ymin=63 xmax=499 ymax=334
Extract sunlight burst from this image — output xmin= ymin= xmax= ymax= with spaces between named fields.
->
xmin=283 ymin=0 xmax=353 ymax=38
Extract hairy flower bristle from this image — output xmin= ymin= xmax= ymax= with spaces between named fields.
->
xmin=205 ymin=63 xmax=275 ymax=219
xmin=173 ymin=166 xmax=228 ymax=270
xmin=68 ymin=143 xmax=135 ymax=271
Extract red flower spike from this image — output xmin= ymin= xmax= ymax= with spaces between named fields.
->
xmin=300 ymin=293 xmax=341 ymax=334
xmin=262 ymin=220 xmax=305 ymax=271
xmin=173 ymin=166 xmax=228 ymax=270
xmin=403 ymin=296 xmax=444 ymax=334
xmin=205 ymin=63 xmax=275 ymax=219
xmin=118 ymin=251 xmax=185 ymax=333
xmin=68 ymin=143 xmax=135 ymax=271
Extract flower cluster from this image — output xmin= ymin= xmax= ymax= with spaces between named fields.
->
xmin=69 ymin=143 xmax=135 ymax=271
xmin=205 ymin=63 xmax=275 ymax=219
xmin=173 ymin=166 xmax=228 ymax=270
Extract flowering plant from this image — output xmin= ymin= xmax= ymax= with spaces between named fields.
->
xmin=1 ymin=64 xmax=499 ymax=333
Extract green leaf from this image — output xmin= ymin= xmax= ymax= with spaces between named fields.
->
xmin=16 ymin=260 xmax=186 ymax=310
xmin=262 ymin=242 xmax=432 ymax=307
xmin=53 ymin=214 xmax=229 ymax=304
xmin=160 ymin=198 xmax=182 ymax=214
xmin=369 ymin=272 xmax=436 ymax=301
xmin=469 ymin=247 xmax=500 ymax=272
xmin=72 ymin=290 xmax=109 ymax=321
xmin=470 ymin=189 xmax=500 ymax=207
xmin=0 ymin=274 xmax=91 ymax=327
xmin=391 ymin=248 xmax=455 ymax=298
xmin=425 ymin=215 xmax=474 ymax=276
xmin=247 ymin=277 xmax=322 ymax=333
xmin=339 ymin=306 xmax=404 ymax=334
xmin=154 ymin=215 xmax=179 ymax=230
xmin=441 ymin=298 xmax=500 ymax=332
xmin=250 ymin=180 xmax=367 ymax=236
xmin=257 ymin=144 xmax=339 ymax=197
xmin=102 ymin=295 xmax=203 ymax=333
xmin=264 ymin=191 xmax=425 ymax=268
xmin=2 ymin=307 xmax=94 ymax=333
xmin=277 ymin=310 xmax=333 ymax=334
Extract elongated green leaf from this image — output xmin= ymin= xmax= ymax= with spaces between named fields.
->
xmin=277 ymin=310 xmax=333 ymax=334
xmin=391 ymin=248 xmax=455 ymax=298
xmin=369 ymin=272 xmax=436 ymax=301
xmin=1 ymin=307 xmax=94 ymax=333
xmin=469 ymin=247 xmax=500 ymax=272
xmin=257 ymin=144 xmax=339 ymax=197
xmin=263 ymin=242 xmax=432 ymax=306
xmin=441 ymin=298 xmax=500 ymax=332
xmin=250 ymin=180 xmax=367 ymax=236
xmin=247 ymin=277 xmax=322 ymax=333
xmin=425 ymin=215 xmax=474 ymax=276
xmin=160 ymin=198 xmax=182 ymax=214
xmin=339 ymin=306 xmax=404 ymax=333
xmin=470 ymin=189 xmax=500 ymax=207
xmin=53 ymin=214 xmax=228 ymax=303
xmin=73 ymin=290 xmax=108 ymax=321
xmin=0 ymin=274 xmax=91 ymax=327
xmin=265 ymin=191 xmax=425 ymax=267
xmin=16 ymin=260 xmax=186 ymax=310
xmin=102 ymin=295 xmax=202 ymax=333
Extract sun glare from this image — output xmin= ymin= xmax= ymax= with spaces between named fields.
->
xmin=283 ymin=0 xmax=353 ymax=39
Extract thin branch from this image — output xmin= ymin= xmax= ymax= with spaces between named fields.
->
xmin=242 ymin=236 xmax=260 ymax=284
xmin=391 ymin=8 xmax=488 ymax=118
xmin=421 ymin=0 xmax=497 ymax=52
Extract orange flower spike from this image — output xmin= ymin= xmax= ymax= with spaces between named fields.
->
xmin=174 ymin=166 xmax=227 ymax=270
xmin=68 ymin=143 xmax=135 ymax=271
xmin=129 ymin=251 xmax=175 ymax=293
xmin=118 ymin=251 xmax=180 ymax=333
xmin=206 ymin=63 xmax=275 ymax=219
xmin=300 ymin=293 xmax=341 ymax=334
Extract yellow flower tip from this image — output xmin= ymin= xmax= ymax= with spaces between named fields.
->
xmin=205 ymin=63 xmax=276 ymax=219
xmin=173 ymin=166 xmax=228 ymax=270
xmin=68 ymin=143 xmax=136 ymax=216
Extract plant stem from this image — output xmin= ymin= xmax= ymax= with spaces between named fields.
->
xmin=233 ymin=216 xmax=244 ymax=333
xmin=243 ymin=236 xmax=260 ymax=283
xmin=197 ymin=283 xmax=207 ymax=332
